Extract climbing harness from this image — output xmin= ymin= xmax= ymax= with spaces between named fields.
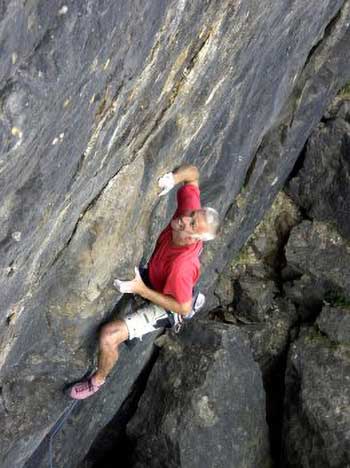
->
xmin=174 ymin=321 xmax=183 ymax=334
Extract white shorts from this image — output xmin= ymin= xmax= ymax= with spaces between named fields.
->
xmin=123 ymin=303 xmax=179 ymax=340
xmin=123 ymin=293 xmax=205 ymax=340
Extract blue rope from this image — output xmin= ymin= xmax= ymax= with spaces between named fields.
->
xmin=47 ymin=365 xmax=95 ymax=467
xmin=48 ymin=399 xmax=79 ymax=468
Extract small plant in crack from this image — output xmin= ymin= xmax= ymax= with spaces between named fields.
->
xmin=338 ymin=81 xmax=350 ymax=97
xmin=324 ymin=290 xmax=350 ymax=309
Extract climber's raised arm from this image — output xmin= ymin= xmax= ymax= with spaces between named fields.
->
xmin=158 ymin=164 xmax=199 ymax=196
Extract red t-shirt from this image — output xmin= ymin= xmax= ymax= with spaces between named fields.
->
xmin=148 ymin=184 xmax=203 ymax=303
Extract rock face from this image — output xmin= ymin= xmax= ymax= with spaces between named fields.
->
xmin=283 ymin=95 xmax=350 ymax=322
xmin=212 ymin=191 xmax=300 ymax=372
xmin=210 ymin=191 xmax=301 ymax=465
xmin=279 ymin=93 xmax=350 ymax=465
xmin=282 ymin=273 xmax=326 ymax=321
xmin=282 ymin=324 xmax=350 ymax=468
xmin=317 ymin=305 xmax=350 ymax=345
xmin=287 ymin=97 xmax=350 ymax=240
xmin=127 ymin=321 xmax=271 ymax=468
xmin=19 ymin=330 xmax=160 ymax=468
xmin=285 ymin=220 xmax=350 ymax=302
xmin=88 ymin=100 xmax=350 ymax=466
xmin=1 ymin=0 xmax=350 ymax=466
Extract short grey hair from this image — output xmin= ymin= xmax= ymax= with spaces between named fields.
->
xmin=192 ymin=207 xmax=220 ymax=241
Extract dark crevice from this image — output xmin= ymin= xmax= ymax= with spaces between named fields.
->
xmin=320 ymin=114 xmax=336 ymax=124
xmin=264 ymin=348 xmax=290 ymax=468
xmin=278 ymin=358 xmax=302 ymax=465
xmin=286 ymin=140 xmax=307 ymax=182
xmin=0 ymin=386 xmax=9 ymax=415
xmin=285 ymin=141 xmax=315 ymax=224
xmin=230 ymin=235 xmax=300 ymax=466
xmin=243 ymin=152 xmax=258 ymax=189
xmin=48 ymin=213 xmax=81 ymax=270
xmin=265 ymin=303 xmax=323 ymax=466
xmin=0 ymin=78 xmax=15 ymax=108
xmin=287 ymin=5 xmax=344 ymax=130
xmin=6 ymin=312 xmax=15 ymax=326
xmin=81 ymin=345 xmax=161 ymax=468
xmin=71 ymin=150 xmax=91 ymax=185
xmin=273 ymin=213 xmax=305 ymax=293
xmin=299 ymin=35 xmax=324 ymax=77
xmin=299 ymin=6 xmax=343 ymax=78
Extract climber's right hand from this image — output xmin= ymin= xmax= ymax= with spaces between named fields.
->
xmin=158 ymin=172 xmax=176 ymax=197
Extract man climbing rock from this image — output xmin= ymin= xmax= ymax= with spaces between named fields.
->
xmin=69 ymin=164 xmax=219 ymax=399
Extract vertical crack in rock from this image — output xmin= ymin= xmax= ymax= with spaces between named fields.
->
xmin=286 ymin=141 xmax=308 ymax=186
xmin=71 ymin=82 xmax=125 ymax=183
xmin=0 ymin=79 xmax=16 ymax=157
xmin=0 ymin=79 xmax=14 ymax=107
xmin=31 ymin=27 xmax=57 ymax=57
xmin=0 ymin=386 xmax=9 ymax=415
xmin=265 ymin=330 xmax=295 ymax=468
xmin=288 ymin=3 xmax=346 ymax=129
xmin=299 ymin=6 xmax=343 ymax=76
xmin=134 ymin=29 xmax=213 ymax=156
xmin=48 ymin=164 xmax=126 ymax=270
xmin=210 ymin=190 xmax=320 ymax=467
xmin=243 ymin=152 xmax=258 ymax=189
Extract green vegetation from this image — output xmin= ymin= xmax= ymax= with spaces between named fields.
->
xmin=305 ymin=328 xmax=333 ymax=346
xmin=324 ymin=290 xmax=350 ymax=309
xmin=338 ymin=81 xmax=350 ymax=97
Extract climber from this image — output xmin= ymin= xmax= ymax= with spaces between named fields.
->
xmin=68 ymin=164 xmax=219 ymax=399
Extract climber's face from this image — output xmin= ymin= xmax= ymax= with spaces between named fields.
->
xmin=171 ymin=210 xmax=208 ymax=245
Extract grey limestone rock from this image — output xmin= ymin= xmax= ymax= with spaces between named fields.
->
xmin=213 ymin=191 xmax=300 ymax=322
xmin=285 ymin=220 xmax=350 ymax=301
xmin=1 ymin=0 xmax=350 ymax=466
xmin=283 ymin=273 xmax=327 ymax=321
xmin=240 ymin=298 xmax=298 ymax=375
xmin=18 ymin=327 xmax=160 ymax=468
xmin=127 ymin=320 xmax=271 ymax=468
xmin=234 ymin=275 xmax=279 ymax=323
xmin=317 ymin=305 xmax=350 ymax=345
xmin=287 ymin=97 xmax=350 ymax=240
xmin=282 ymin=327 xmax=350 ymax=468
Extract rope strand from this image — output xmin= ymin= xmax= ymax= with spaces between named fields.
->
xmin=48 ymin=399 xmax=79 ymax=468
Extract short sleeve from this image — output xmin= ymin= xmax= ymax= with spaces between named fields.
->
xmin=174 ymin=184 xmax=201 ymax=218
xmin=163 ymin=263 xmax=198 ymax=303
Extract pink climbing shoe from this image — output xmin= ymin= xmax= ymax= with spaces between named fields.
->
xmin=68 ymin=374 xmax=105 ymax=400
